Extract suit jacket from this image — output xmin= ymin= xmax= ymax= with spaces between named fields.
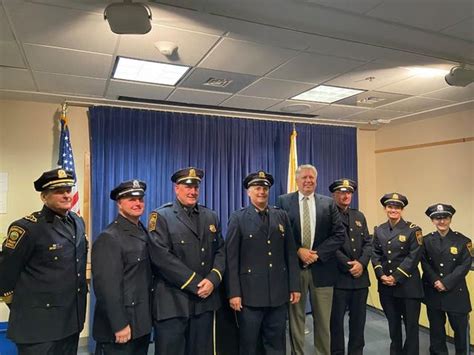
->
xmin=148 ymin=201 xmax=225 ymax=321
xmin=276 ymin=192 xmax=346 ymax=287
xmin=372 ymin=219 xmax=424 ymax=298
xmin=421 ymin=229 xmax=472 ymax=313
xmin=92 ymin=214 xmax=152 ymax=342
xmin=334 ymin=208 xmax=372 ymax=289
xmin=0 ymin=206 xmax=88 ymax=344
xmin=225 ymin=205 xmax=300 ymax=307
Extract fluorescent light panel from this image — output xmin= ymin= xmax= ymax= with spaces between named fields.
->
xmin=292 ymin=85 xmax=364 ymax=103
xmin=113 ymin=57 xmax=190 ymax=86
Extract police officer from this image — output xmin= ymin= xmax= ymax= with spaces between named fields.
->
xmin=329 ymin=179 xmax=372 ymax=355
xmin=421 ymin=203 xmax=472 ymax=355
xmin=372 ymin=193 xmax=424 ymax=355
xmin=0 ymin=168 xmax=88 ymax=355
xmin=148 ymin=167 xmax=225 ymax=355
xmin=92 ymin=180 xmax=152 ymax=354
xmin=226 ymin=171 xmax=301 ymax=355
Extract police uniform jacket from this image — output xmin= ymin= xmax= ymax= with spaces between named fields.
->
xmin=372 ymin=219 xmax=424 ymax=298
xmin=0 ymin=206 xmax=88 ymax=343
xmin=225 ymin=205 xmax=300 ymax=307
xmin=334 ymin=208 xmax=372 ymax=289
xmin=148 ymin=201 xmax=225 ymax=321
xmin=421 ymin=229 xmax=472 ymax=313
xmin=92 ymin=214 xmax=152 ymax=342
xmin=276 ymin=192 xmax=346 ymax=287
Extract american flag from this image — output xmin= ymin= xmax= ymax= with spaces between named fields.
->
xmin=58 ymin=111 xmax=80 ymax=214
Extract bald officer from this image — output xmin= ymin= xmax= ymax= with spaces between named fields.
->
xmin=329 ymin=179 xmax=371 ymax=355
xmin=421 ymin=203 xmax=472 ymax=355
xmin=148 ymin=167 xmax=225 ymax=355
xmin=92 ymin=180 xmax=152 ymax=354
xmin=0 ymin=168 xmax=88 ymax=355
xmin=226 ymin=171 xmax=300 ymax=355
xmin=372 ymin=193 xmax=423 ymax=355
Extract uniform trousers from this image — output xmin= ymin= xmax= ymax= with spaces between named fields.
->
xmin=427 ymin=307 xmax=469 ymax=355
xmin=154 ymin=311 xmax=213 ymax=355
xmin=379 ymin=293 xmax=421 ymax=355
xmin=330 ymin=287 xmax=368 ymax=355
xmin=95 ymin=334 xmax=150 ymax=355
xmin=289 ymin=268 xmax=333 ymax=355
xmin=237 ymin=303 xmax=287 ymax=355
xmin=16 ymin=332 xmax=79 ymax=355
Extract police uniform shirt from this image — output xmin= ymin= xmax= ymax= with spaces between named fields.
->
xmin=421 ymin=229 xmax=472 ymax=313
xmin=92 ymin=214 xmax=152 ymax=342
xmin=372 ymin=218 xmax=424 ymax=298
xmin=147 ymin=201 xmax=225 ymax=321
xmin=0 ymin=205 xmax=88 ymax=343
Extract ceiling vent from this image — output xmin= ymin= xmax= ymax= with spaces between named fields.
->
xmin=203 ymin=78 xmax=234 ymax=88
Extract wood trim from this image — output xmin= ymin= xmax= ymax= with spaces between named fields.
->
xmin=83 ymin=151 xmax=92 ymax=280
xmin=375 ymin=137 xmax=474 ymax=154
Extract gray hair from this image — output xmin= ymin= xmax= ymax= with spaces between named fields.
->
xmin=295 ymin=164 xmax=318 ymax=178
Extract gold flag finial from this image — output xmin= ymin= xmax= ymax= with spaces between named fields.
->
xmin=61 ymin=102 xmax=68 ymax=120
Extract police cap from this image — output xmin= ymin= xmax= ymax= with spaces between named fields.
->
xmin=380 ymin=192 xmax=408 ymax=208
xmin=171 ymin=167 xmax=204 ymax=186
xmin=329 ymin=178 xmax=357 ymax=193
xmin=34 ymin=168 xmax=75 ymax=192
xmin=425 ymin=203 xmax=455 ymax=219
xmin=243 ymin=171 xmax=274 ymax=189
xmin=110 ymin=179 xmax=146 ymax=201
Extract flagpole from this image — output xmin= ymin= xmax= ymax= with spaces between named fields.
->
xmin=287 ymin=125 xmax=298 ymax=193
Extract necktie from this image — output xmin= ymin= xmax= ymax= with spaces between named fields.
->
xmin=302 ymin=197 xmax=311 ymax=249
xmin=62 ymin=215 xmax=75 ymax=236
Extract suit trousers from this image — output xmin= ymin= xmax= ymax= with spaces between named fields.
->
xmin=427 ymin=307 xmax=469 ymax=355
xmin=237 ymin=303 xmax=287 ymax=355
xmin=289 ymin=268 xmax=333 ymax=355
xmin=379 ymin=293 xmax=421 ymax=355
xmin=16 ymin=332 xmax=79 ymax=355
xmin=154 ymin=311 xmax=214 ymax=355
xmin=330 ymin=287 xmax=368 ymax=355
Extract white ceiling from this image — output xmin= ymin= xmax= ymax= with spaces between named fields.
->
xmin=0 ymin=0 xmax=473 ymax=127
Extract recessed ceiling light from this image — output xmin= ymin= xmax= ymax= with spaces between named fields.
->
xmin=203 ymin=78 xmax=233 ymax=88
xmin=113 ymin=56 xmax=190 ymax=86
xmin=403 ymin=66 xmax=450 ymax=78
xmin=292 ymin=85 xmax=364 ymax=103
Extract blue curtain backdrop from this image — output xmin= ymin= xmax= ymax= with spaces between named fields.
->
xmin=89 ymin=106 xmax=358 ymax=239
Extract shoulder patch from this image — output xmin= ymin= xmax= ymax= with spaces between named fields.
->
xmin=415 ymin=230 xmax=423 ymax=245
xmin=467 ymin=242 xmax=474 ymax=257
xmin=5 ymin=226 xmax=26 ymax=249
xmin=409 ymin=222 xmax=418 ymax=228
xmin=148 ymin=212 xmax=158 ymax=232
xmin=23 ymin=214 xmax=38 ymax=223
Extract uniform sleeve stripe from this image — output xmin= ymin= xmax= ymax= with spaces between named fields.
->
xmin=181 ymin=272 xmax=196 ymax=290
xmin=211 ymin=268 xmax=222 ymax=281
xmin=374 ymin=265 xmax=382 ymax=269
xmin=397 ymin=267 xmax=410 ymax=278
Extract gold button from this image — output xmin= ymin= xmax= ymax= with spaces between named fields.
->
xmin=201 ymin=262 xmax=205 ymax=266
xmin=248 ymin=269 xmax=251 ymax=273
xmin=201 ymin=248 xmax=205 ymax=252
xmin=76 ymin=258 xmax=80 ymax=262
xmin=77 ymin=273 xmax=81 ymax=277
xmin=72 ymin=236 xmax=76 ymax=239
xmin=137 ymin=258 xmax=141 ymax=261
xmin=46 ymin=303 xmax=50 ymax=307
xmin=440 ymin=263 xmax=444 ymax=267
xmin=77 ymin=288 xmax=81 ymax=292
xmin=267 ymin=240 xmax=271 ymax=244
xmin=54 ymin=256 xmax=58 ymax=260
xmin=400 ymin=247 xmax=404 ymax=250
xmin=249 ymin=235 xmax=253 ymax=238
xmin=181 ymin=240 xmax=184 ymax=244
xmin=131 ymin=302 xmax=135 ymax=306
xmin=351 ymin=238 xmax=355 ymax=242
xmin=388 ymin=260 xmax=392 ymax=263
xmin=389 ymin=270 xmax=393 ymax=273
xmin=440 ymin=273 xmax=444 ymax=276
xmin=388 ymin=250 xmax=392 ymax=254
xmin=269 ymin=264 xmax=273 ymax=267
xmin=388 ymin=241 xmax=391 ymax=244
xmin=268 ymin=252 xmax=272 ymax=256
xmin=353 ymin=248 xmax=356 ymax=252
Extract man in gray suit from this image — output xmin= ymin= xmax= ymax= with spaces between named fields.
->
xmin=276 ymin=164 xmax=345 ymax=355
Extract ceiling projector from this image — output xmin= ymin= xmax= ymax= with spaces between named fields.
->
xmin=444 ymin=66 xmax=474 ymax=87
xmin=104 ymin=1 xmax=152 ymax=34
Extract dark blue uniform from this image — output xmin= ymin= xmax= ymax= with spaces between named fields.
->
xmin=372 ymin=219 xmax=424 ymax=355
xmin=330 ymin=208 xmax=372 ymax=355
xmin=225 ymin=205 xmax=300 ymax=355
xmin=421 ymin=229 xmax=472 ymax=355
xmin=148 ymin=201 xmax=225 ymax=355
xmin=0 ymin=206 xmax=88 ymax=354
xmin=92 ymin=214 xmax=152 ymax=354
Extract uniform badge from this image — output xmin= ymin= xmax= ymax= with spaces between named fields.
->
xmin=132 ymin=180 xmax=140 ymax=188
xmin=355 ymin=220 xmax=362 ymax=227
xmin=209 ymin=224 xmax=216 ymax=233
xmin=148 ymin=212 xmax=158 ymax=232
xmin=279 ymin=224 xmax=285 ymax=233
xmin=189 ymin=169 xmax=196 ymax=177
xmin=399 ymin=235 xmax=406 ymax=242
xmin=5 ymin=226 xmax=26 ymax=249
xmin=259 ymin=171 xmax=266 ymax=178
xmin=58 ymin=169 xmax=67 ymax=178
xmin=415 ymin=230 xmax=423 ymax=245
xmin=450 ymin=246 xmax=458 ymax=255
xmin=467 ymin=242 xmax=474 ymax=257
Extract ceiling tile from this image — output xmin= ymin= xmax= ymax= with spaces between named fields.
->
xmin=0 ymin=67 xmax=35 ymax=91
xmin=379 ymin=97 xmax=455 ymax=113
xmin=311 ymin=104 xmax=369 ymax=118
xmin=7 ymin=1 xmax=118 ymax=54
xmin=167 ymin=88 xmax=231 ymax=105
xmin=421 ymin=86 xmax=474 ymax=102
xmin=239 ymin=78 xmax=314 ymax=99
xmin=179 ymin=68 xmax=258 ymax=93
xmin=33 ymin=71 xmax=106 ymax=97
xmin=346 ymin=108 xmax=407 ymax=122
xmin=336 ymin=90 xmax=410 ymax=108
xmin=266 ymin=100 xmax=328 ymax=114
xmin=117 ymin=25 xmax=220 ymax=67
xmin=220 ymin=95 xmax=282 ymax=110
xmin=0 ymin=5 xmax=15 ymax=41
xmin=198 ymin=38 xmax=298 ymax=76
xmin=297 ymin=0 xmax=384 ymax=15
xmin=24 ymin=44 xmax=113 ymax=78
xmin=441 ymin=17 xmax=474 ymax=42
xmin=366 ymin=1 xmax=473 ymax=32
xmin=378 ymin=75 xmax=450 ymax=96
xmin=106 ymin=80 xmax=174 ymax=101
xmin=268 ymin=52 xmax=365 ymax=84
xmin=0 ymin=41 xmax=25 ymax=67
